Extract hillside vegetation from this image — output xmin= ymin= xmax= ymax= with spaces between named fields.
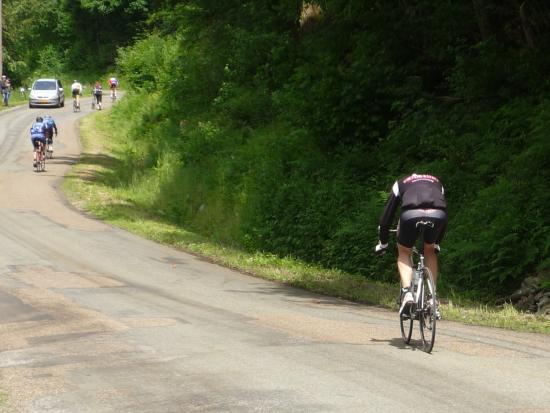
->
xmin=5 ymin=0 xmax=550 ymax=301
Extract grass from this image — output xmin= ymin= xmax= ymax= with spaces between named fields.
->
xmin=62 ymin=110 xmax=550 ymax=335
xmin=0 ymin=90 xmax=29 ymax=110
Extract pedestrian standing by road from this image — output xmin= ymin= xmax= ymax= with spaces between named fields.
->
xmin=1 ymin=75 xmax=11 ymax=106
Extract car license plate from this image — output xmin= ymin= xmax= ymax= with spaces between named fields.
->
xmin=39 ymin=99 xmax=49 ymax=103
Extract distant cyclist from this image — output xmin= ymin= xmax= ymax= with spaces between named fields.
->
xmin=93 ymin=81 xmax=103 ymax=110
xmin=375 ymin=173 xmax=448 ymax=315
xmin=30 ymin=117 xmax=47 ymax=167
xmin=71 ymin=80 xmax=83 ymax=109
xmin=43 ymin=114 xmax=58 ymax=150
xmin=108 ymin=76 xmax=119 ymax=100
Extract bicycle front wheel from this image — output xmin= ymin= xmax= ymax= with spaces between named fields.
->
xmin=418 ymin=267 xmax=437 ymax=353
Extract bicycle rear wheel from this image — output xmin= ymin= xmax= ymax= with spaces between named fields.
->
xmin=39 ymin=152 xmax=45 ymax=172
xmin=418 ymin=267 xmax=437 ymax=353
xmin=399 ymin=290 xmax=413 ymax=344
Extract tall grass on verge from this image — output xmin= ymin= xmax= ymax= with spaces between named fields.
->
xmin=62 ymin=99 xmax=550 ymax=335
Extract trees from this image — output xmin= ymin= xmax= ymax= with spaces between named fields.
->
xmin=110 ymin=0 xmax=549 ymax=297
xmin=1 ymin=0 xmax=151 ymax=80
xmin=3 ymin=0 xmax=548 ymax=298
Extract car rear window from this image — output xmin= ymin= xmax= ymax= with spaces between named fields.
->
xmin=33 ymin=81 xmax=56 ymax=90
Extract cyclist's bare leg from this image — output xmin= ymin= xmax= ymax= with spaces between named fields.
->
xmin=397 ymin=243 xmax=413 ymax=288
xmin=423 ymin=243 xmax=438 ymax=285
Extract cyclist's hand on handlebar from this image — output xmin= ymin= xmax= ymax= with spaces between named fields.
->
xmin=374 ymin=242 xmax=388 ymax=256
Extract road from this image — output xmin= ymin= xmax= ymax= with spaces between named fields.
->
xmin=0 ymin=99 xmax=549 ymax=413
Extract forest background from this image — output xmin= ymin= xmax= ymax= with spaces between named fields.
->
xmin=3 ymin=0 xmax=550 ymax=302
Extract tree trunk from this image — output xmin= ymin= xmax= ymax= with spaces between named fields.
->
xmin=519 ymin=1 xmax=536 ymax=48
xmin=472 ymin=0 xmax=491 ymax=40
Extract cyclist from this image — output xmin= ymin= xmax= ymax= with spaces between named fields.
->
xmin=108 ymin=76 xmax=119 ymax=100
xmin=71 ymin=80 xmax=83 ymax=109
xmin=93 ymin=81 xmax=103 ymax=109
xmin=43 ymin=114 xmax=58 ymax=152
xmin=30 ymin=116 xmax=47 ymax=167
xmin=375 ymin=173 xmax=447 ymax=315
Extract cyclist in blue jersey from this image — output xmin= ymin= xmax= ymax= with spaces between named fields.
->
xmin=43 ymin=115 xmax=58 ymax=153
xmin=30 ymin=117 xmax=47 ymax=167
xmin=375 ymin=173 xmax=448 ymax=315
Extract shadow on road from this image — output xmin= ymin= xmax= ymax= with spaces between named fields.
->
xmin=370 ymin=337 xmax=427 ymax=351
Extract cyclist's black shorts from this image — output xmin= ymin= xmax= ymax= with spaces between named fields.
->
xmin=94 ymin=92 xmax=102 ymax=102
xmin=72 ymin=89 xmax=81 ymax=97
xmin=397 ymin=209 xmax=447 ymax=248
xmin=31 ymin=136 xmax=45 ymax=149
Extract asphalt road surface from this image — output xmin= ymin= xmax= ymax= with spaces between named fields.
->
xmin=0 ymin=99 xmax=549 ymax=413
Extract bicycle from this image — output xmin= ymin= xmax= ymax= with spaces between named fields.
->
xmin=91 ymin=93 xmax=96 ymax=110
xmin=34 ymin=141 xmax=46 ymax=172
xmin=389 ymin=222 xmax=438 ymax=353
xmin=45 ymin=135 xmax=54 ymax=159
xmin=73 ymin=96 xmax=80 ymax=112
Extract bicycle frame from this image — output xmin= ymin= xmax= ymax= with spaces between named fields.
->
xmin=410 ymin=247 xmax=433 ymax=312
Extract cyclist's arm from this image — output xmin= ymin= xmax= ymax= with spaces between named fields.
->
xmin=378 ymin=182 xmax=400 ymax=245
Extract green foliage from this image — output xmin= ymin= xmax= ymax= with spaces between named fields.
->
xmin=5 ymin=0 xmax=545 ymax=301
xmin=2 ymin=0 xmax=151 ymax=80
xmin=102 ymin=0 xmax=550 ymax=301
xmin=117 ymin=34 xmax=178 ymax=91
xmin=36 ymin=46 xmax=65 ymax=77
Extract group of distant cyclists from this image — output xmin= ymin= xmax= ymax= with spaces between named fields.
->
xmin=28 ymin=76 xmax=119 ymax=169
xmin=70 ymin=76 xmax=119 ymax=111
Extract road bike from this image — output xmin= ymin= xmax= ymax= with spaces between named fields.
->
xmin=91 ymin=93 xmax=96 ymax=109
xmin=73 ymin=96 xmax=80 ymax=112
xmin=110 ymin=87 xmax=117 ymax=102
xmin=45 ymin=135 xmax=54 ymax=159
xmin=34 ymin=141 xmax=46 ymax=172
xmin=390 ymin=222 xmax=438 ymax=353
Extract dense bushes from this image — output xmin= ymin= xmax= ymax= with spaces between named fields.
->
xmin=106 ymin=1 xmax=550 ymax=299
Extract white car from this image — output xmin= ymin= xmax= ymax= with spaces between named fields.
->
xmin=29 ymin=78 xmax=65 ymax=108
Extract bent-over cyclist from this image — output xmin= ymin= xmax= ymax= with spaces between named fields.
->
xmin=93 ymin=81 xmax=103 ymax=109
xmin=43 ymin=115 xmax=58 ymax=155
xmin=108 ymin=76 xmax=119 ymax=101
xmin=71 ymin=80 xmax=83 ymax=109
xmin=375 ymin=173 xmax=448 ymax=317
xmin=30 ymin=117 xmax=47 ymax=167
